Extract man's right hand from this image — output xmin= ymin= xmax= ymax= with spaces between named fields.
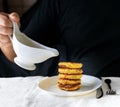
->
xmin=0 ymin=12 xmax=20 ymax=62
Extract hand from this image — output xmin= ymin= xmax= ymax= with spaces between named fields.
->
xmin=0 ymin=12 xmax=20 ymax=62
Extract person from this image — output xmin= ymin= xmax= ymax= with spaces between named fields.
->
xmin=0 ymin=0 xmax=120 ymax=77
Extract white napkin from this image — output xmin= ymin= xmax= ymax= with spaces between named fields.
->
xmin=102 ymin=77 xmax=120 ymax=95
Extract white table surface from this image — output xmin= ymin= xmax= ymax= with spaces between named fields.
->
xmin=0 ymin=76 xmax=120 ymax=107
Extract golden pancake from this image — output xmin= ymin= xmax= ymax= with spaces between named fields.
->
xmin=58 ymin=68 xmax=83 ymax=74
xmin=58 ymin=78 xmax=81 ymax=84
xmin=58 ymin=62 xmax=83 ymax=69
xmin=57 ymin=83 xmax=81 ymax=91
xmin=59 ymin=73 xmax=82 ymax=79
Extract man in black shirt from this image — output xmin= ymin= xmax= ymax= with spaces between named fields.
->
xmin=0 ymin=0 xmax=120 ymax=77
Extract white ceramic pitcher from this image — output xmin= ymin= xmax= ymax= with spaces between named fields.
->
xmin=10 ymin=21 xmax=59 ymax=70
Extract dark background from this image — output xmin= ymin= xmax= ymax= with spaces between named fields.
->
xmin=0 ymin=0 xmax=37 ymax=16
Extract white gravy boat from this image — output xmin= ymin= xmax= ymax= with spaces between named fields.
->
xmin=10 ymin=21 xmax=59 ymax=70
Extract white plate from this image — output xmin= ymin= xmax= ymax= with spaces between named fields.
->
xmin=38 ymin=75 xmax=102 ymax=97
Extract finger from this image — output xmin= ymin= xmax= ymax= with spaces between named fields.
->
xmin=0 ymin=25 xmax=13 ymax=35
xmin=9 ymin=12 xmax=20 ymax=27
xmin=0 ymin=42 xmax=2 ymax=48
xmin=9 ymin=12 xmax=20 ymax=22
xmin=0 ymin=13 xmax=12 ymax=27
xmin=0 ymin=41 xmax=6 ymax=49
xmin=0 ymin=34 xmax=11 ymax=43
xmin=0 ymin=12 xmax=9 ymax=17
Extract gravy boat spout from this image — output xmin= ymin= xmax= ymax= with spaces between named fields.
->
xmin=11 ymin=21 xmax=59 ymax=70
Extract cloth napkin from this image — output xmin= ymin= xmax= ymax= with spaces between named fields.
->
xmin=0 ymin=76 xmax=120 ymax=107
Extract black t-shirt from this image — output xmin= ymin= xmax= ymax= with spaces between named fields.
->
xmin=2 ymin=0 xmax=119 ymax=77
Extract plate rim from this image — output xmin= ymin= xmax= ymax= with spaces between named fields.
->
xmin=38 ymin=75 xmax=102 ymax=97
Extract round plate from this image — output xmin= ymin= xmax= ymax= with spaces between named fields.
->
xmin=38 ymin=75 xmax=102 ymax=97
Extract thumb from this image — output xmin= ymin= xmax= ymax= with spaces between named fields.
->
xmin=9 ymin=12 xmax=20 ymax=22
xmin=9 ymin=12 xmax=20 ymax=27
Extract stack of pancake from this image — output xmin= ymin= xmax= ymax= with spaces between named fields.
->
xmin=57 ymin=62 xmax=83 ymax=91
